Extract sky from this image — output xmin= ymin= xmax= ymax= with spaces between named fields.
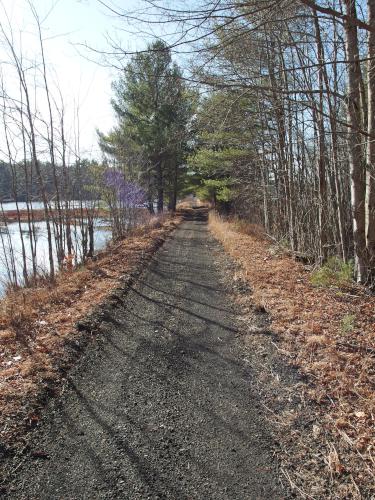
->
xmin=0 ymin=0 xmax=143 ymax=159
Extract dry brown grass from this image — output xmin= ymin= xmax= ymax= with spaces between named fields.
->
xmin=209 ymin=211 xmax=375 ymax=498
xmin=176 ymin=197 xmax=211 ymax=210
xmin=0 ymin=214 xmax=181 ymax=450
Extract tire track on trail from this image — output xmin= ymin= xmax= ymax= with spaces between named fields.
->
xmin=4 ymin=209 xmax=285 ymax=499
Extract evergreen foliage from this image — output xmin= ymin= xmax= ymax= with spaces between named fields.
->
xmin=99 ymin=40 xmax=195 ymax=212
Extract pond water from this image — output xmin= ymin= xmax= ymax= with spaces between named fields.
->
xmin=0 ymin=219 xmax=112 ymax=296
xmin=1 ymin=200 xmax=97 ymax=212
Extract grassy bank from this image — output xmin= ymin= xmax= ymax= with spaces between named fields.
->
xmin=0 ymin=214 xmax=181 ymax=455
xmin=209 ymin=211 xmax=375 ymax=498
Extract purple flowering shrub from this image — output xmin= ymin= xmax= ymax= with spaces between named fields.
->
xmin=103 ymin=168 xmax=146 ymax=236
xmin=103 ymin=169 xmax=146 ymax=208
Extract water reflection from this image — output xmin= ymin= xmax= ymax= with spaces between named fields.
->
xmin=0 ymin=219 xmax=112 ymax=296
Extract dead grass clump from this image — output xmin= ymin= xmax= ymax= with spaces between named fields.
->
xmin=305 ymin=334 xmax=331 ymax=351
xmin=0 ymin=284 xmax=64 ymax=332
xmin=232 ymin=218 xmax=268 ymax=241
xmin=209 ymin=210 xmax=375 ymax=498
xmin=0 ymin=329 xmax=15 ymax=343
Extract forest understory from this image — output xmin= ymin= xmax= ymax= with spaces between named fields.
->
xmin=209 ymin=212 xmax=375 ymax=499
xmin=0 ymin=213 xmax=181 ymax=482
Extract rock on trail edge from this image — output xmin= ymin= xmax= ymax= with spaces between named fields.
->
xmin=5 ymin=209 xmax=286 ymax=500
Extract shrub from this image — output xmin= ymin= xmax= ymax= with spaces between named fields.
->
xmin=341 ymin=313 xmax=356 ymax=334
xmin=311 ymin=257 xmax=354 ymax=288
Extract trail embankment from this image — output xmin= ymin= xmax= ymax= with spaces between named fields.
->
xmin=209 ymin=212 xmax=375 ymax=499
xmin=0 ymin=215 xmax=180 ymax=459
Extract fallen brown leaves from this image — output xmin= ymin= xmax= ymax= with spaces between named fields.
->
xmin=0 ymin=214 xmax=181 ymax=451
xmin=209 ymin=212 xmax=375 ymax=498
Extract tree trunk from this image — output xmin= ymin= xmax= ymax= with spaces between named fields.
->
xmin=313 ymin=11 xmax=329 ymax=262
xmin=171 ymin=157 xmax=178 ymax=212
xmin=343 ymin=0 xmax=367 ymax=282
xmin=156 ymin=158 xmax=164 ymax=213
xmin=366 ymin=0 xmax=375 ymax=281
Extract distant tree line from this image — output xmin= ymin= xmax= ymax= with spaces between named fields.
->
xmin=0 ymin=160 xmax=97 ymax=203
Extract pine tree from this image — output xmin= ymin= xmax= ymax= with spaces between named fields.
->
xmin=100 ymin=40 xmax=194 ymax=212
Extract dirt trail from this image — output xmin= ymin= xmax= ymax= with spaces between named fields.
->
xmin=5 ymin=210 xmax=284 ymax=499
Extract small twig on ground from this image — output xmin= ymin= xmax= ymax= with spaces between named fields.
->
xmin=281 ymin=467 xmax=317 ymax=500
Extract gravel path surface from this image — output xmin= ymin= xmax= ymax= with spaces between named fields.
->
xmin=6 ymin=211 xmax=284 ymax=499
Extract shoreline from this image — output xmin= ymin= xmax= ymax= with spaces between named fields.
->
xmin=0 ymin=208 xmax=110 ymax=224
